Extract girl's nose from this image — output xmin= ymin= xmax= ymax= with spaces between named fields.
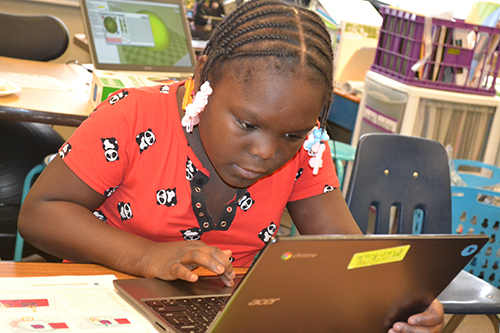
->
xmin=249 ymin=135 xmax=278 ymax=161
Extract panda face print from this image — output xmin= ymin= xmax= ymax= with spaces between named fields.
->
xmin=238 ymin=192 xmax=254 ymax=211
xmin=104 ymin=186 xmax=119 ymax=197
xmin=157 ymin=188 xmax=177 ymax=206
xmin=258 ymin=222 xmax=277 ymax=243
xmin=186 ymin=158 xmax=197 ymax=181
xmin=295 ymin=168 xmax=303 ymax=181
xmin=101 ymin=138 xmax=119 ymax=162
xmin=160 ymin=85 xmax=170 ymax=94
xmin=136 ymin=129 xmax=156 ymax=154
xmin=108 ymin=90 xmax=128 ymax=105
xmin=93 ymin=210 xmax=108 ymax=223
xmin=324 ymin=185 xmax=334 ymax=193
xmin=59 ymin=142 xmax=72 ymax=159
xmin=180 ymin=227 xmax=202 ymax=241
xmin=117 ymin=202 xmax=133 ymax=221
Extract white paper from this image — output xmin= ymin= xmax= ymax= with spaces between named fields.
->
xmin=0 ymin=72 xmax=70 ymax=91
xmin=0 ymin=275 xmax=157 ymax=333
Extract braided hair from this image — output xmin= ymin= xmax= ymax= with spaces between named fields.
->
xmin=199 ymin=0 xmax=334 ymax=128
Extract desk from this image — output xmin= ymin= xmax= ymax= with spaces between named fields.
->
xmin=0 ymin=261 xmax=248 ymax=279
xmin=0 ymin=56 xmax=353 ymax=129
xmin=0 ymin=56 xmax=93 ymax=127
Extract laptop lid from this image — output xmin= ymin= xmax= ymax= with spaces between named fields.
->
xmin=114 ymin=234 xmax=487 ymax=333
xmin=80 ymin=0 xmax=196 ymax=75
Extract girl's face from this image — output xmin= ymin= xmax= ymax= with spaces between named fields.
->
xmin=198 ymin=68 xmax=325 ymax=189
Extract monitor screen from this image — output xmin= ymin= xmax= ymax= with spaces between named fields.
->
xmin=81 ymin=0 xmax=196 ymax=73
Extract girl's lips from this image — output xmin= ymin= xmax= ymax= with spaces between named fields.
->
xmin=234 ymin=164 xmax=265 ymax=180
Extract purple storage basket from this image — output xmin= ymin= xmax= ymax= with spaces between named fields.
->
xmin=371 ymin=6 xmax=500 ymax=96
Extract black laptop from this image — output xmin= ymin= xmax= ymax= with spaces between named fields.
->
xmin=114 ymin=234 xmax=487 ymax=333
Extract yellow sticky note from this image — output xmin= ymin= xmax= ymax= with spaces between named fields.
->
xmin=348 ymin=245 xmax=410 ymax=270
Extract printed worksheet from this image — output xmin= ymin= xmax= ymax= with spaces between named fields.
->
xmin=0 ymin=275 xmax=157 ymax=333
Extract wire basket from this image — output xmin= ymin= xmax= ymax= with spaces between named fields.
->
xmin=451 ymin=160 xmax=500 ymax=288
xmin=452 ymin=185 xmax=500 ymax=287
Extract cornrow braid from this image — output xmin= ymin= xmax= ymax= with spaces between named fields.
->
xmin=200 ymin=0 xmax=334 ymax=129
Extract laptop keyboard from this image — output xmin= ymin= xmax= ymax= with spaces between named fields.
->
xmin=145 ymin=296 xmax=230 ymax=332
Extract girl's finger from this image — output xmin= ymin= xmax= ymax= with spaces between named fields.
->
xmin=167 ymin=262 xmax=199 ymax=282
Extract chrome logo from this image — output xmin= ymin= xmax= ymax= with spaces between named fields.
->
xmin=281 ymin=252 xmax=292 ymax=261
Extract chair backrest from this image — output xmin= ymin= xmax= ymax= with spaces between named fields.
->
xmin=345 ymin=133 xmax=452 ymax=235
xmin=0 ymin=12 xmax=69 ymax=61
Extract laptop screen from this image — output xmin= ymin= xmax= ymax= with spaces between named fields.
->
xmin=81 ymin=0 xmax=196 ymax=73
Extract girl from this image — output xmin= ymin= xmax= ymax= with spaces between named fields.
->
xmin=18 ymin=1 xmax=443 ymax=332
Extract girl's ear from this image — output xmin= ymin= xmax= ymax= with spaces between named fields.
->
xmin=194 ymin=55 xmax=208 ymax=92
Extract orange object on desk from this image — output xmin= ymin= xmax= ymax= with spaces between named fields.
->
xmin=0 ymin=261 xmax=248 ymax=279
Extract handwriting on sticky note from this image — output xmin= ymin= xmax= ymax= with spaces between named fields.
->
xmin=348 ymin=245 xmax=410 ymax=269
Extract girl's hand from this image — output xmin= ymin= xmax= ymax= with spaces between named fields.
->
xmin=389 ymin=299 xmax=444 ymax=333
xmin=140 ymin=240 xmax=235 ymax=287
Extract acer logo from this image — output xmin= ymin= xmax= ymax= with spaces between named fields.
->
xmin=248 ymin=298 xmax=281 ymax=306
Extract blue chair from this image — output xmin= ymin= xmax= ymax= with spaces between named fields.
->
xmin=14 ymin=154 xmax=57 ymax=262
xmin=328 ymin=139 xmax=357 ymax=190
xmin=344 ymin=133 xmax=500 ymax=333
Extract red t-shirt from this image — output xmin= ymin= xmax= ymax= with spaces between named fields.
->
xmin=59 ymin=82 xmax=339 ymax=267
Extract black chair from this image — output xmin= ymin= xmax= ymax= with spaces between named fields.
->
xmin=0 ymin=12 xmax=68 ymax=260
xmin=344 ymin=133 xmax=500 ymax=333
xmin=0 ymin=12 xmax=69 ymax=61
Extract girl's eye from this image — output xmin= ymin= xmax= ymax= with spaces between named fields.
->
xmin=285 ymin=133 xmax=304 ymax=140
xmin=236 ymin=118 xmax=258 ymax=130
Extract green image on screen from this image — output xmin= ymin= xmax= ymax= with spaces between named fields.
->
xmin=104 ymin=16 xmax=118 ymax=34
xmin=113 ymin=4 xmax=191 ymax=67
